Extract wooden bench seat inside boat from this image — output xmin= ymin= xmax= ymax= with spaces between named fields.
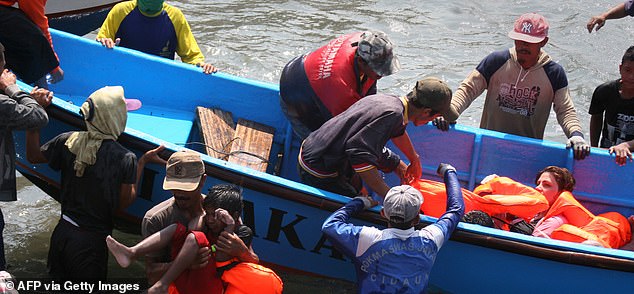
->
xmin=196 ymin=107 xmax=235 ymax=159
xmin=196 ymin=107 xmax=275 ymax=172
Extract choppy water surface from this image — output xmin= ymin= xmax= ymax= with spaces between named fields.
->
xmin=5 ymin=1 xmax=632 ymax=293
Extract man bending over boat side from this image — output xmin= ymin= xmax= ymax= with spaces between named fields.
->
xmin=0 ymin=41 xmax=51 ymax=275
xmin=141 ymin=152 xmax=259 ymax=293
xmin=24 ymin=86 xmax=157 ymax=280
xmin=322 ymin=163 xmax=465 ymax=293
xmin=298 ymin=77 xmax=452 ymax=198
xmin=433 ymin=13 xmax=591 ymax=160
xmin=96 ymin=0 xmax=217 ymax=74
xmin=279 ymin=30 xmax=400 ymax=140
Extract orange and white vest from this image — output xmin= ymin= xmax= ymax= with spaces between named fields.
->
xmin=542 ymin=192 xmax=631 ymax=249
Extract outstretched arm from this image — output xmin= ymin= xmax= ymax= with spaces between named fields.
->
xmin=587 ymin=3 xmax=628 ymax=33
xmin=322 ymin=197 xmax=375 ymax=258
xmin=119 ymin=145 xmax=167 ymax=210
xmin=26 ymin=129 xmax=47 ymax=164
xmin=357 ymin=167 xmax=391 ymax=198
xmin=434 ymin=164 xmax=465 ymax=243
xmin=391 ymin=131 xmax=421 ymax=181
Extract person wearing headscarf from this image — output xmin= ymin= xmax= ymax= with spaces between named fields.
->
xmin=25 ymin=85 xmax=159 ymax=280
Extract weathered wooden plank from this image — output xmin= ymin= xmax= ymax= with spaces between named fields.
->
xmin=228 ymin=119 xmax=275 ymax=172
xmin=196 ymin=107 xmax=235 ymax=159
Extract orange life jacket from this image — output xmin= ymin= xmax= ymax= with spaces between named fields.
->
xmin=543 ymin=192 xmax=631 ymax=248
xmin=411 ymin=177 xmax=548 ymax=221
xmin=216 ymin=259 xmax=284 ymax=294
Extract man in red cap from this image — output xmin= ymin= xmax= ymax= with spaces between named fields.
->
xmin=435 ymin=13 xmax=591 ymax=160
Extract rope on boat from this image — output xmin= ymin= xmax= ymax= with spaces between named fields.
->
xmin=174 ymin=141 xmax=270 ymax=163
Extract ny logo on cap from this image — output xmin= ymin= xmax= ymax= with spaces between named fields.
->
xmin=522 ymin=22 xmax=533 ymax=34
xmin=174 ymin=166 xmax=183 ymax=176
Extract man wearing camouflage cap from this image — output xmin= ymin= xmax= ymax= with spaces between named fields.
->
xmin=322 ymin=163 xmax=464 ymax=293
xmin=280 ymin=30 xmax=401 ymax=140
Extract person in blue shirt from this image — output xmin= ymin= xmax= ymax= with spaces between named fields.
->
xmin=96 ymin=0 xmax=217 ymax=74
xmin=321 ymin=163 xmax=465 ymax=293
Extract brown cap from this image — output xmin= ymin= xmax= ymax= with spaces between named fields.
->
xmin=408 ymin=77 xmax=452 ymax=117
xmin=163 ymin=150 xmax=205 ymax=191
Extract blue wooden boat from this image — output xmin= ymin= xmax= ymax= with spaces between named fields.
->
xmin=14 ymin=29 xmax=634 ymax=293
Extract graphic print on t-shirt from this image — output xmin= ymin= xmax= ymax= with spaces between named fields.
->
xmin=607 ymin=113 xmax=634 ymax=145
xmin=497 ymin=83 xmax=541 ymax=117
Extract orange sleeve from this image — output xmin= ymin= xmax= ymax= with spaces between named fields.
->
xmin=17 ymin=0 xmax=51 ymax=44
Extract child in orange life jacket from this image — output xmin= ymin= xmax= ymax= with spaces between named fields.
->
xmin=106 ymin=194 xmax=283 ymax=294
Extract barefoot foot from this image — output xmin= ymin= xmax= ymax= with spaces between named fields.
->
xmin=106 ymin=235 xmax=134 ymax=268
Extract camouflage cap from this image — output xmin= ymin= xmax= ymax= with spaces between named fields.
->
xmin=357 ymin=30 xmax=401 ymax=76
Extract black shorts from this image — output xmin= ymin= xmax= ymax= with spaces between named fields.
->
xmin=0 ymin=5 xmax=58 ymax=84
xmin=47 ymin=218 xmax=108 ymax=280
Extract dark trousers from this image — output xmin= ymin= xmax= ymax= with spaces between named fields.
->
xmin=0 ymin=5 xmax=58 ymax=84
xmin=47 ymin=218 xmax=108 ymax=280
xmin=298 ymin=164 xmax=360 ymax=197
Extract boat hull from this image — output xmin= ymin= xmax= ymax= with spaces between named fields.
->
xmin=13 ymin=29 xmax=634 ymax=293
xmin=45 ymin=0 xmax=123 ymax=35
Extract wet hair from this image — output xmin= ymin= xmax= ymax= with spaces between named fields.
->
xmin=462 ymin=210 xmax=495 ymax=228
xmin=622 ymin=46 xmax=634 ymax=64
xmin=535 ymin=166 xmax=575 ymax=192
xmin=203 ymin=184 xmax=243 ymax=216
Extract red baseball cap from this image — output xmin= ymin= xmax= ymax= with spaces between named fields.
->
xmin=507 ymin=13 xmax=549 ymax=43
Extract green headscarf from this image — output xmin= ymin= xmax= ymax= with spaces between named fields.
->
xmin=65 ymin=86 xmax=128 ymax=177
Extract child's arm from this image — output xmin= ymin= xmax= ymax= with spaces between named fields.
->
xmin=216 ymin=231 xmax=259 ymax=263
xmin=215 ymin=209 xmax=235 ymax=233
